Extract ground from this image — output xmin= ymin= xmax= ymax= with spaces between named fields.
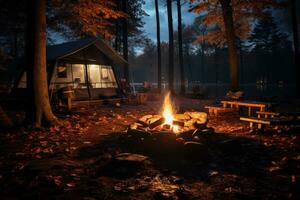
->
xmin=0 ymin=97 xmax=300 ymax=200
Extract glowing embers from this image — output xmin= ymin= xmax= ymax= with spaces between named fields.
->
xmin=129 ymin=92 xmax=209 ymax=135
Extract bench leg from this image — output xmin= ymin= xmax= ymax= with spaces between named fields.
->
xmin=214 ymin=109 xmax=218 ymax=116
xmin=250 ymin=122 xmax=253 ymax=129
xmin=67 ymin=97 xmax=72 ymax=110
xmin=248 ymin=107 xmax=252 ymax=116
xmin=258 ymin=123 xmax=262 ymax=129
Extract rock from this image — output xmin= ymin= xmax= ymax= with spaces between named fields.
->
xmin=115 ymin=153 xmax=148 ymax=163
xmin=184 ymin=118 xmax=197 ymax=129
xmin=102 ymin=153 xmax=150 ymax=178
xmin=217 ymin=139 xmax=244 ymax=155
xmin=153 ymin=131 xmax=177 ymax=141
xmin=176 ymin=137 xmax=185 ymax=144
xmin=201 ymin=128 xmax=214 ymax=134
xmin=177 ymin=130 xmax=193 ymax=140
xmin=183 ymin=142 xmax=210 ymax=160
xmin=184 ymin=141 xmax=202 ymax=146
xmin=127 ymin=128 xmax=150 ymax=140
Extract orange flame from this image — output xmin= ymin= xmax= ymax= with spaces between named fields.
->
xmin=162 ymin=92 xmax=174 ymax=127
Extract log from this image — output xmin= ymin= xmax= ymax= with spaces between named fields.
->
xmin=149 ymin=117 xmax=165 ymax=129
xmin=173 ymin=120 xmax=184 ymax=127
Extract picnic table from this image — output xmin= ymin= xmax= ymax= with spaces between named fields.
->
xmin=221 ymin=100 xmax=272 ymax=116
xmin=257 ymin=111 xmax=300 ymax=119
xmin=240 ymin=111 xmax=300 ymax=130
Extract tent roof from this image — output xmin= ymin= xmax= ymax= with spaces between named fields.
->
xmin=47 ymin=37 xmax=127 ymax=66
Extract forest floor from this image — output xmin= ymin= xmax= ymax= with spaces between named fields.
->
xmin=0 ymin=97 xmax=300 ymax=200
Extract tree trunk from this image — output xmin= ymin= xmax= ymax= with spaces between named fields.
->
xmin=33 ymin=0 xmax=57 ymax=127
xmin=25 ymin=0 xmax=35 ymax=123
xmin=114 ymin=0 xmax=122 ymax=52
xmin=177 ymin=0 xmax=185 ymax=95
xmin=0 ymin=105 xmax=13 ymax=129
xmin=220 ymin=0 xmax=239 ymax=91
xmin=155 ymin=0 xmax=162 ymax=92
xmin=166 ymin=0 xmax=174 ymax=94
xmin=291 ymin=0 xmax=300 ymax=97
xmin=122 ymin=0 xmax=129 ymax=82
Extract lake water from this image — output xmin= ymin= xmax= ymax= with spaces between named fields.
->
xmin=130 ymin=82 xmax=297 ymax=99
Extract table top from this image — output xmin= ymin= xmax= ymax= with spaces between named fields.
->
xmin=221 ymin=100 xmax=272 ymax=107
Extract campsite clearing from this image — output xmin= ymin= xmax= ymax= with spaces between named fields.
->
xmin=0 ymin=97 xmax=299 ymax=200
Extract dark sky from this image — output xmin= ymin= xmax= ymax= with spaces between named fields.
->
xmin=142 ymin=0 xmax=196 ymax=42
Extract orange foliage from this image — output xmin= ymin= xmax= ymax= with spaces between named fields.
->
xmin=53 ymin=0 xmax=126 ymax=38
xmin=190 ymin=0 xmax=280 ymax=47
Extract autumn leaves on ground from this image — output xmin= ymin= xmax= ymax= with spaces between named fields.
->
xmin=0 ymin=98 xmax=299 ymax=200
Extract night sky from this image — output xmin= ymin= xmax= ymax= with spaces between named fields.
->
xmin=142 ymin=1 xmax=196 ymax=42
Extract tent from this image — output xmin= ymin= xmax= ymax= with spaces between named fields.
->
xmin=16 ymin=37 xmax=127 ymax=101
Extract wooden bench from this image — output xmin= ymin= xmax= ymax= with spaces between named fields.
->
xmin=205 ymin=105 xmax=232 ymax=116
xmin=256 ymin=111 xmax=280 ymax=119
xmin=221 ymin=100 xmax=271 ymax=116
xmin=240 ymin=117 xmax=300 ymax=130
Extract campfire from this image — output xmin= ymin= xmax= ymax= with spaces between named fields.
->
xmin=128 ymin=92 xmax=212 ymax=140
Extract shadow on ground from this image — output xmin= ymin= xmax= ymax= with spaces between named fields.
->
xmin=1 ymin=131 xmax=299 ymax=200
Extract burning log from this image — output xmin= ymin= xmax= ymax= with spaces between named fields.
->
xmin=128 ymin=92 xmax=212 ymax=141
xmin=149 ymin=117 xmax=165 ymax=129
xmin=173 ymin=120 xmax=184 ymax=127
xmin=174 ymin=114 xmax=191 ymax=121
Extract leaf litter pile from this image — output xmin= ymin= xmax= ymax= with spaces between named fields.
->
xmin=0 ymin=98 xmax=300 ymax=200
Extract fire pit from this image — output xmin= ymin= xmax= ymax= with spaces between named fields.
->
xmin=127 ymin=92 xmax=213 ymax=142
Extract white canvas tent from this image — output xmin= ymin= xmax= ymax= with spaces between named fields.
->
xmin=16 ymin=37 xmax=127 ymax=100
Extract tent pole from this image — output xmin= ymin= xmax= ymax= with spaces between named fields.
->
xmin=82 ymin=49 xmax=91 ymax=101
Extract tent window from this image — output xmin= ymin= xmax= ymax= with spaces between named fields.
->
xmin=57 ymin=65 xmax=67 ymax=78
xmin=101 ymin=68 xmax=109 ymax=80
xmin=72 ymin=64 xmax=86 ymax=88
xmin=87 ymin=65 xmax=117 ymax=88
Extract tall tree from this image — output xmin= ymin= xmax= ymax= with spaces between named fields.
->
xmin=177 ymin=0 xmax=185 ymax=94
xmin=290 ymin=0 xmax=300 ymax=96
xmin=190 ymin=0 xmax=280 ymax=91
xmin=167 ymin=0 xmax=174 ymax=93
xmin=155 ymin=0 xmax=162 ymax=92
xmin=249 ymin=12 xmax=291 ymax=84
xmin=33 ymin=0 xmax=57 ymax=127
xmin=219 ymin=0 xmax=238 ymax=91
xmin=122 ymin=0 xmax=129 ymax=82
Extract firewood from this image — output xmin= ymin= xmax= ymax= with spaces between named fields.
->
xmin=173 ymin=120 xmax=184 ymax=127
xmin=136 ymin=120 xmax=149 ymax=127
xmin=149 ymin=117 xmax=165 ymax=129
